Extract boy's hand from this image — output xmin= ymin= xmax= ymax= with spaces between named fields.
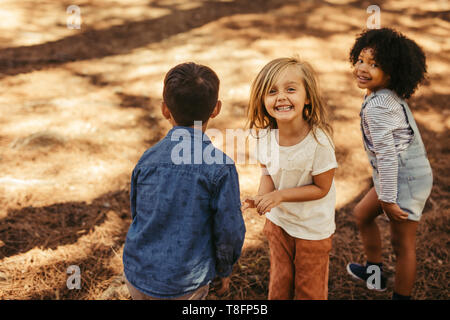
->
xmin=254 ymin=191 xmax=283 ymax=216
xmin=215 ymin=277 xmax=230 ymax=296
xmin=241 ymin=197 xmax=256 ymax=211
xmin=381 ymin=201 xmax=408 ymax=221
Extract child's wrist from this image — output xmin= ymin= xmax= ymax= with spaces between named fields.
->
xmin=274 ymin=190 xmax=285 ymax=202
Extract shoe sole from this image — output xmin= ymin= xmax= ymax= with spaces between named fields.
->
xmin=346 ymin=263 xmax=387 ymax=292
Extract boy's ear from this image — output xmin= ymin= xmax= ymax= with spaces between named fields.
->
xmin=209 ymin=100 xmax=222 ymax=119
xmin=161 ymin=101 xmax=171 ymax=120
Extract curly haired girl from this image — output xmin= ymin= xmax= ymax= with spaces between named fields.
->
xmin=346 ymin=28 xmax=432 ymax=300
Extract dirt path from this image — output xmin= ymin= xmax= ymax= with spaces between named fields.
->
xmin=0 ymin=0 xmax=448 ymax=299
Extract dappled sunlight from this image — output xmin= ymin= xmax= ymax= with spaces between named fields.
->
xmin=0 ymin=1 xmax=73 ymax=47
xmin=306 ymin=5 xmax=363 ymax=33
xmin=383 ymin=0 xmax=449 ymax=12
xmin=0 ymin=0 xmax=174 ymax=47
xmin=80 ymin=0 xmax=171 ymax=29
xmin=0 ymin=67 xmax=155 ymax=212
xmin=415 ymin=111 xmax=450 ymax=133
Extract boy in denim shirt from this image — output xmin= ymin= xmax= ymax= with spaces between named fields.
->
xmin=123 ymin=62 xmax=246 ymax=300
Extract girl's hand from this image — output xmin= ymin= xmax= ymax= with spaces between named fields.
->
xmin=381 ymin=202 xmax=409 ymax=221
xmin=254 ymin=191 xmax=283 ymax=215
xmin=241 ymin=197 xmax=256 ymax=211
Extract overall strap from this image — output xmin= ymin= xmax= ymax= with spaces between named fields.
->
xmin=402 ymin=103 xmax=420 ymax=137
xmin=397 ymin=98 xmax=426 ymax=150
xmin=375 ymin=89 xmax=425 ymax=149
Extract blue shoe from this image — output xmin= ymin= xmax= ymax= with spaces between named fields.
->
xmin=346 ymin=262 xmax=387 ymax=292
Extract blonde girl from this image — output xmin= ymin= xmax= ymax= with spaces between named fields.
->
xmin=242 ymin=57 xmax=338 ymax=300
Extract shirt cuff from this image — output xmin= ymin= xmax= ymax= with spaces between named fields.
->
xmin=378 ymin=195 xmax=397 ymax=203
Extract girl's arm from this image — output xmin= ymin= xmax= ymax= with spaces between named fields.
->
xmin=365 ymin=101 xmax=408 ymax=221
xmin=257 ymin=165 xmax=275 ymax=195
xmin=365 ymin=102 xmax=399 ymax=204
xmin=242 ymin=164 xmax=275 ymax=211
xmin=255 ymin=168 xmax=335 ymax=215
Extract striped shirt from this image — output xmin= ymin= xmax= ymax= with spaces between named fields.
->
xmin=361 ymin=91 xmax=414 ymax=203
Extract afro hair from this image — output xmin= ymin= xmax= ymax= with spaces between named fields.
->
xmin=349 ymin=28 xmax=427 ymax=99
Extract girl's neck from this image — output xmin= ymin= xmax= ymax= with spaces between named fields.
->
xmin=277 ymin=118 xmax=310 ymax=147
xmin=366 ymin=86 xmax=387 ymax=97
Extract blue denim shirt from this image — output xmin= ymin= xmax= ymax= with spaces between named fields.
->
xmin=123 ymin=126 xmax=246 ymax=298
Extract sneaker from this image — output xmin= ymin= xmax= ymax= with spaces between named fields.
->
xmin=346 ymin=262 xmax=387 ymax=292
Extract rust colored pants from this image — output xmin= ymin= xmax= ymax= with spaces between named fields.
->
xmin=264 ymin=219 xmax=333 ymax=300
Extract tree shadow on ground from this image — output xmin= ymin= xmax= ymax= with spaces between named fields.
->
xmin=0 ymin=189 xmax=132 ymax=299
xmin=0 ymin=0 xmax=290 ymax=79
xmin=0 ymin=190 xmax=130 ymax=260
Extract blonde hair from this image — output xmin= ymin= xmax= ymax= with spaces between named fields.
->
xmin=246 ymin=57 xmax=333 ymax=144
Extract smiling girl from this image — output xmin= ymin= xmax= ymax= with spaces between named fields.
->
xmin=347 ymin=28 xmax=432 ymax=300
xmin=243 ymin=57 xmax=337 ymax=299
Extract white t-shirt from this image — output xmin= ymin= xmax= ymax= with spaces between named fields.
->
xmin=256 ymin=127 xmax=338 ymax=240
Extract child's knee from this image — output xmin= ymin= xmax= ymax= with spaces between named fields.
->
xmin=353 ymin=205 xmax=367 ymax=227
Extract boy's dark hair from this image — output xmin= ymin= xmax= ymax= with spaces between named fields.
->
xmin=349 ymin=28 xmax=427 ymax=99
xmin=163 ymin=62 xmax=220 ymax=126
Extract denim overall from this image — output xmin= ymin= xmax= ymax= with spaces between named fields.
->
xmin=361 ymin=89 xmax=433 ymax=221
